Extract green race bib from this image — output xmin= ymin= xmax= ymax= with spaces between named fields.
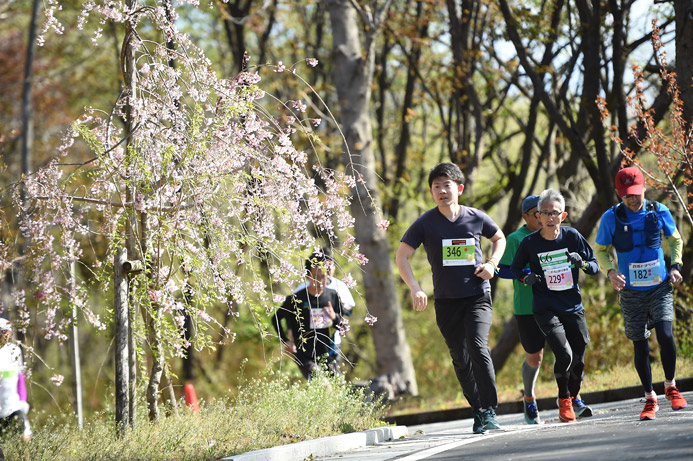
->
xmin=442 ymin=238 xmax=476 ymax=266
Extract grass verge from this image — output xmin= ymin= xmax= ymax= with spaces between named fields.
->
xmin=2 ymin=358 xmax=690 ymax=459
xmin=0 ymin=369 xmax=387 ymax=460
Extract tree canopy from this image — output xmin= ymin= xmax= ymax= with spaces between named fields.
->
xmin=0 ymin=0 xmax=691 ymax=423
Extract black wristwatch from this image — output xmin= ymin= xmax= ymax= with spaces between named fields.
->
xmin=671 ymin=263 xmax=682 ymax=272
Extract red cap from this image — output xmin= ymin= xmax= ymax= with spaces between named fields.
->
xmin=615 ymin=167 xmax=644 ymax=197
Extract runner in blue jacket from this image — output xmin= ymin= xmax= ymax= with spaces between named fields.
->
xmin=595 ymin=167 xmax=687 ymax=420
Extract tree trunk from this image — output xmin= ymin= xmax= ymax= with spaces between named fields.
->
xmin=327 ymin=0 xmax=418 ymax=395
xmin=182 ymin=311 xmax=196 ymax=381
xmin=676 ymin=0 xmax=693 ymax=126
xmin=146 ymin=314 xmax=164 ymax=422
xmin=675 ymin=0 xmax=693 ymax=258
xmin=490 ymin=315 xmax=519 ymax=371
xmin=120 ymin=0 xmax=140 ymax=432
xmin=20 ymin=0 xmax=39 ymax=206
xmin=386 ymin=0 xmax=427 ymax=220
xmin=576 ymin=0 xmax=614 ymax=204
xmin=674 ymin=0 xmax=693 ymax=334
xmin=445 ymin=0 xmax=486 ymax=192
xmin=14 ymin=0 xmax=41 ymax=348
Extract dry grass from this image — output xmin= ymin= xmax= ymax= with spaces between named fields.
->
xmin=0 ymin=369 xmax=387 ymax=460
xmin=2 ymin=356 xmax=690 ymax=459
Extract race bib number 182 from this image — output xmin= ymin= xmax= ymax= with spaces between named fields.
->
xmin=629 ymin=260 xmax=660 ymax=287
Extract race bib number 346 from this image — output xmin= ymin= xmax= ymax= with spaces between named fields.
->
xmin=442 ymin=238 xmax=476 ymax=266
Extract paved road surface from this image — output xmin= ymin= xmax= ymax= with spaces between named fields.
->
xmin=318 ymin=391 xmax=693 ymax=461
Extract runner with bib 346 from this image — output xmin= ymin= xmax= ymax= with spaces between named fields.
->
xmin=396 ymin=162 xmax=506 ymax=435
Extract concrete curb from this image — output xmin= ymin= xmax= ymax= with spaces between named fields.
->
xmin=384 ymin=377 xmax=693 ymax=425
xmin=221 ymin=425 xmax=409 ymax=461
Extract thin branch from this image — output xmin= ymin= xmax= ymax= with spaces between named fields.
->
xmin=33 ymin=195 xmax=199 ymax=213
xmin=220 ymin=0 xmax=274 ymax=25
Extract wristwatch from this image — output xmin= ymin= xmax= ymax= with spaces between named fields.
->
xmin=670 ymin=263 xmax=682 ymax=272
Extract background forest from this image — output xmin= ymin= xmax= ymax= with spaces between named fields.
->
xmin=1 ymin=0 xmax=692 ymax=429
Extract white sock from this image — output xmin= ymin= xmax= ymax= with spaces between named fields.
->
xmin=645 ymin=390 xmax=657 ymax=400
xmin=664 ymin=379 xmax=675 ymax=389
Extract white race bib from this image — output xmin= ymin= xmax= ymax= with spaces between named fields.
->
xmin=544 ymin=266 xmax=574 ymax=291
xmin=538 ymin=249 xmax=573 ymax=291
xmin=629 ymin=260 xmax=661 ymax=287
xmin=309 ymin=308 xmax=333 ymax=329
xmin=442 ymin=238 xmax=476 ymax=266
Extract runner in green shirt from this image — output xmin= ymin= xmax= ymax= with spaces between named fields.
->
xmin=498 ymin=195 xmax=545 ymax=424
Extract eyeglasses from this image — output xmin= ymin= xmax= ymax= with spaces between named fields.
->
xmin=535 ymin=210 xmax=563 ymax=217
xmin=623 ymin=194 xmax=640 ymax=199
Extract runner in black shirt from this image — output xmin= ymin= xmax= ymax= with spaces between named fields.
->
xmin=396 ymin=162 xmax=506 ymax=434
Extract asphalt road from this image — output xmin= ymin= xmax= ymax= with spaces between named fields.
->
xmin=317 ymin=391 xmax=693 ymax=461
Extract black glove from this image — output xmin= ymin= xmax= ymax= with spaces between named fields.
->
xmin=524 ymin=272 xmax=542 ymax=285
xmin=568 ymin=252 xmax=584 ymax=268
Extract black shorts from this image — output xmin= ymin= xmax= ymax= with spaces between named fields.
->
xmin=515 ymin=314 xmax=546 ymax=354
xmin=534 ymin=310 xmax=591 ymax=346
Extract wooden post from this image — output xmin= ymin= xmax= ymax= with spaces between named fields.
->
xmin=114 ymin=247 xmax=130 ymax=435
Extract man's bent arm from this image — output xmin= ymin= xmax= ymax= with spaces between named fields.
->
xmin=667 ymin=229 xmax=683 ymax=266
xmin=595 ymin=244 xmax=616 ymax=273
xmin=488 ymin=229 xmax=506 ymax=265
xmin=396 ymin=242 xmax=428 ymax=311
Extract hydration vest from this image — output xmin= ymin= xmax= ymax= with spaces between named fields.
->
xmin=611 ymin=201 xmax=662 ymax=253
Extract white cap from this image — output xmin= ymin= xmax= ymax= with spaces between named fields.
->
xmin=0 ymin=318 xmax=11 ymax=331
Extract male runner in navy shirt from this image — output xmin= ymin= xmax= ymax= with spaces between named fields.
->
xmin=396 ymin=162 xmax=506 ymax=434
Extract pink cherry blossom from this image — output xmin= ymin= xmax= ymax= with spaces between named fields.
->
xmin=338 ymin=318 xmax=350 ymax=336
xmin=364 ymin=314 xmax=378 ymax=326
xmin=342 ymin=273 xmax=356 ymax=288
xmin=9 ymin=1 xmax=378 ymax=400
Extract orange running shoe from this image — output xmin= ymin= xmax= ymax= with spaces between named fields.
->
xmin=558 ymin=397 xmax=577 ymax=423
xmin=640 ymin=398 xmax=659 ymax=420
xmin=665 ymin=386 xmax=688 ymax=410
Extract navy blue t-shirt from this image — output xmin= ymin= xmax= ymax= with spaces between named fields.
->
xmin=401 ymin=206 xmax=499 ymax=299
xmin=510 ymin=226 xmax=599 ymax=315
